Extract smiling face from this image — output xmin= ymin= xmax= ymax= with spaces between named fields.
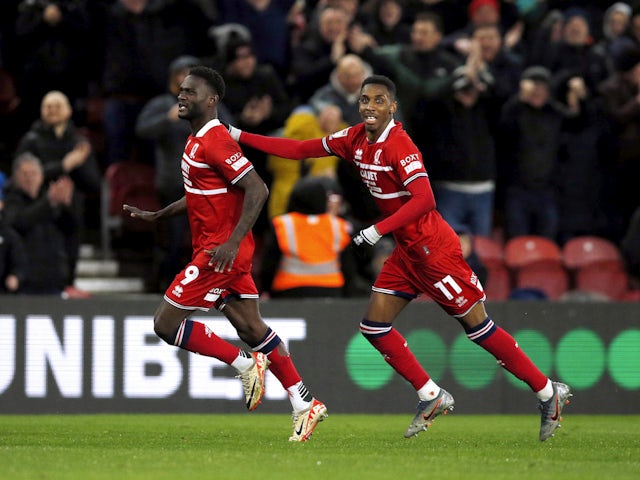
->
xmin=358 ymin=82 xmax=397 ymax=141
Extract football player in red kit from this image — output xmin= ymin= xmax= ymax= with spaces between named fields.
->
xmin=227 ymin=74 xmax=571 ymax=441
xmin=124 ymin=66 xmax=326 ymax=442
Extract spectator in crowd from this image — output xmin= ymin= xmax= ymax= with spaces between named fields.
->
xmin=217 ymin=0 xmax=304 ymax=81
xmin=14 ymin=0 xmax=92 ymax=123
xmin=3 ymin=152 xmax=75 ymax=296
xmin=15 ymin=90 xmax=101 ymax=298
xmin=363 ymin=0 xmax=411 ymax=47
xmin=290 ymin=5 xmax=351 ymax=102
xmin=498 ymin=66 xmax=571 ymax=241
xmin=537 ymin=7 xmax=609 ymax=94
xmin=349 ymin=12 xmax=461 ymax=141
xmin=221 ymin=34 xmax=293 ymax=238
xmin=598 ymin=45 xmax=640 ymax=238
xmin=266 ymin=104 xmax=347 ymax=218
xmin=593 ymin=2 xmax=633 ymax=76
xmin=554 ymin=74 xmax=612 ymax=243
xmin=470 ymin=23 xmax=523 ymax=104
xmin=441 ymin=0 xmax=523 ymax=59
xmin=426 ymin=60 xmax=501 ymax=237
xmin=309 ymin=53 xmax=372 ymax=126
xmin=100 ymin=0 xmax=213 ymax=167
xmin=0 ymin=185 xmax=28 ymax=294
xmin=260 ymin=176 xmax=352 ymax=298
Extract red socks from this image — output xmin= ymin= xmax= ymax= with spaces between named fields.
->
xmin=360 ymin=320 xmax=430 ymax=390
xmin=467 ymin=317 xmax=548 ymax=392
xmin=174 ymin=320 xmax=239 ymax=365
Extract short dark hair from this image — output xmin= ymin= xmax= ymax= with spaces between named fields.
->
xmin=361 ymin=75 xmax=397 ymax=100
xmin=188 ymin=66 xmax=226 ymax=100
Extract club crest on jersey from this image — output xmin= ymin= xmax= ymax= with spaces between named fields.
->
xmin=373 ymin=149 xmax=382 ymax=165
xmin=189 ymin=143 xmax=200 ymax=159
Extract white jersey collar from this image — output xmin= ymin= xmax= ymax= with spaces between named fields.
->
xmin=375 ymin=119 xmax=396 ymax=143
xmin=195 ymin=118 xmax=222 ymax=138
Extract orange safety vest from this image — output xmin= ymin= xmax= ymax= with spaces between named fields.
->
xmin=271 ymin=212 xmax=351 ymax=292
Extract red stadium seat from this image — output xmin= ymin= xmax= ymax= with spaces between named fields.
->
xmin=483 ymin=263 xmax=511 ymax=301
xmin=504 ymin=236 xmax=562 ymax=270
xmin=101 ymin=161 xmax=161 ymax=258
xmin=473 ymin=235 xmax=504 ymax=268
xmin=515 ymin=263 xmax=569 ymax=300
xmin=562 ymin=236 xmax=623 ymax=270
xmin=575 ymin=264 xmax=631 ymax=301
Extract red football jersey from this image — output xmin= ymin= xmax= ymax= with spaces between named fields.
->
xmin=182 ymin=119 xmax=255 ymax=273
xmin=323 ymin=120 xmax=460 ymax=262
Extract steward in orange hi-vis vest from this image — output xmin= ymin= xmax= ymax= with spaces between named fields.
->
xmin=271 ymin=212 xmax=351 ymax=292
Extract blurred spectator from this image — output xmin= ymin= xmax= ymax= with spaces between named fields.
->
xmin=527 ymin=8 xmax=565 ymax=67
xmin=426 ymin=62 xmax=501 ymax=237
xmin=441 ymin=0 xmax=523 ymax=59
xmin=537 ymin=7 xmax=609 ymax=94
xmin=498 ymin=66 xmax=573 ymax=240
xmin=14 ymin=0 xmax=92 ymax=123
xmin=217 ymin=0 xmax=303 ymax=81
xmin=3 ymin=152 xmax=75 ymax=295
xmin=266 ymin=104 xmax=347 ymax=218
xmin=15 ymin=90 xmax=101 ymax=297
xmin=554 ymin=75 xmax=612 ymax=243
xmin=362 ymin=0 xmax=411 ymax=47
xmin=222 ymin=34 xmax=293 ymax=237
xmin=0 ymin=185 xmax=28 ymax=294
xmin=350 ymin=12 xmax=461 ymax=140
xmin=100 ymin=0 xmax=213 ymax=167
xmin=597 ymin=45 xmax=640 ymax=237
xmin=290 ymin=5 xmax=351 ymax=102
xmin=309 ymin=53 xmax=372 ymax=126
xmin=593 ymin=2 xmax=633 ymax=76
xmin=260 ymin=176 xmax=352 ymax=298
xmin=471 ymin=23 xmax=523 ymax=104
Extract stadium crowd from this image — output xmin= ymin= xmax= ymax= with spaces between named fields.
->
xmin=1 ymin=0 xmax=640 ymax=297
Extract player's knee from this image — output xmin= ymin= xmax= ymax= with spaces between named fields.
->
xmin=153 ymin=317 xmax=176 ymax=344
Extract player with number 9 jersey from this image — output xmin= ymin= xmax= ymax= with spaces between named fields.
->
xmin=165 ymin=119 xmax=260 ymax=310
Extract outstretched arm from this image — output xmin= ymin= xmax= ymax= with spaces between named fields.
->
xmin=236 ymin=129 xmax=328 ymax=160
xmin=123 ymin=196 xmax=187 ymax=221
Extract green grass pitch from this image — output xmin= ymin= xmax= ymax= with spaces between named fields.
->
xmin=1 ymin=414 xmax=639 ymax=479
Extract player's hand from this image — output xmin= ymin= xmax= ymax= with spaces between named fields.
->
xmin=123 ymin=204 xmax=159 ymax=222
xmin=205 ymin=241 xmax=239 ymax=273
xmin=350 ymin=225 xmax=381 ymax=257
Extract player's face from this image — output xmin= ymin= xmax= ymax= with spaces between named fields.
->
xmin=358 ymin=83 xmax=397 ymax=140
xmin=177 ymin=75 xmax=216 ymax=121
